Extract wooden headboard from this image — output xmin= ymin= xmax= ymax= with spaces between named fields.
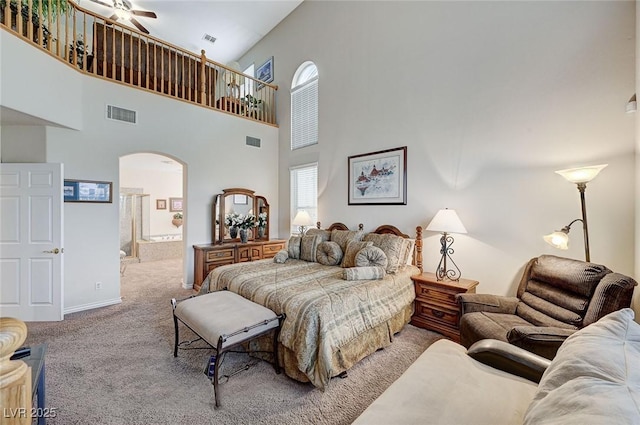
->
xmin=316 ymin=222 xmax=423 ymax=272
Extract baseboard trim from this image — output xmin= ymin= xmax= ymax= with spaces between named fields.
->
xmin=64 ymin=297 xmax=122 ymax=315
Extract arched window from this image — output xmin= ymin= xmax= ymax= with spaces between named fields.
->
xmin=291 ymin=61 xmax=318 ymax=150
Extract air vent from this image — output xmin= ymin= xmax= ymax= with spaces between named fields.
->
xmin=246 ymin=136 xmax=261 ymax=148
xmin=202 ymin=33 xmax=217 ymax=44
xmin=106 ymin=105 xmax=137 ymax=124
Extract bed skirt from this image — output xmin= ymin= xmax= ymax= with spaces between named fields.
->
xmin=251 ymin=302 xmax=414 ymax=386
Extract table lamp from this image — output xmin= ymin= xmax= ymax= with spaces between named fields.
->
xmin=292 ymin=210 xmax=314 ymax=235
xmin=425 ymin=208 xmax=467 ymax=281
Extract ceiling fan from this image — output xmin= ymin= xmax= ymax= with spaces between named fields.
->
xmin=88 ymin=0 xmax=157 ymax=34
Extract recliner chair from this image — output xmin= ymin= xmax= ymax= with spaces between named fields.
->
xmin=458 ymin=254 xmax=637 ymax=359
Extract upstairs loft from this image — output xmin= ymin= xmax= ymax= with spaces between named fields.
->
xmin=0 ymin=0 xmax=278 ymax=126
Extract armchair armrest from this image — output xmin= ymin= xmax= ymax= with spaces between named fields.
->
xmin=457 ymin=293 xmax=519 ymax=315
xmin=507 ymin=326 xmax=577 ymax=360
xmin=467 ymin=339 xmax=551 ymax=383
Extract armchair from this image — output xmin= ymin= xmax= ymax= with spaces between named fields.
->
xmin=458 ymin=255 xmax=637 ymax=359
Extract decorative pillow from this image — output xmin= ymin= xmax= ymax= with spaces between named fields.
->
xmin=343 ymin=266 xmax=386 ymax=281
xmin=316 ymin=241 xmax=343 ymax=266
xmin=287 ymin=236 xmax=302 ymax=259
xmin=523 ymin=308 xmax=640 ymax=425
xmin=355 ymin=246 xmax=388 ymax=269
xmin=342 ymin=240 xmax=373 ymax=268
xmin=331 ymin=229 xmax=364 ymax=252
xmin=362 ymin=233 xmax=406 ymax=273
xmin=305 ymin=228 xmax=331 ymax=243
xmin=401 ymin=238 xmax=415 ymax=266
xmin=273 ymin=250 xmax=288 ymax=264
xmin=300 ymin=234 xmax=322 ymax=262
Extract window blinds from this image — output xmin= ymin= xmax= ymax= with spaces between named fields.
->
xmin=290 ymin=163 xmax=318 ymax=233
xmin=291 ymin=79 xmax=318 ymax=150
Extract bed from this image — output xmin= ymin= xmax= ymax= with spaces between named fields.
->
xmin=198 ymin=223 xmax=423 ymax=389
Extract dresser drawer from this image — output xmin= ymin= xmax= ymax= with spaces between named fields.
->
xmin=414 ymin=301 xmax=459 ymax=328
xmin=262 ymin=242 xmax=285 ymax=258
xmin=415 ymin=281 xmax=457 ymax=305
xmin=205 ymin=248 xmax=235 ymax=263
xmin=205 ymin=259 xmax=234 ymax=274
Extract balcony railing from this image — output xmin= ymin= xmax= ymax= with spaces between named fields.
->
xmin=1 ymin=0 xmax=277 ymax=125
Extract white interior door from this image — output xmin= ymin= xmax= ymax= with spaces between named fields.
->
xmin=0 ymin=163 xmax=64 ymax=321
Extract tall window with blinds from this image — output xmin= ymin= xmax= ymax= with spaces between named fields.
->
xmin=291 ymin=62 xmax=319 ymax=150
xmin=290 ymin=163 xmax=318 ymax=234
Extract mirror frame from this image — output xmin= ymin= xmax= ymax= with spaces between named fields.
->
xmin=212 ymin=188 xmax=270 ymax=244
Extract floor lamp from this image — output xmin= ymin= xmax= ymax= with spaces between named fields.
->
xmin=544 ymin=164 xmax=607 ymax=262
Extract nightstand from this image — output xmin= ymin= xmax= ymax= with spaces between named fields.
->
xmin=410 ymin=272 xmax=479 ymax=342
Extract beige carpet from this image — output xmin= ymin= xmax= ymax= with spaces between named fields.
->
xmin=24 ymin=258 xmax=443 ymax=425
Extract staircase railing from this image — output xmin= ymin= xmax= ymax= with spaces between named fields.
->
xmin=0 ymin=0 xmax=277 ymax=125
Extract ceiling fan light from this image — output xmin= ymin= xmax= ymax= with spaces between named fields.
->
xmin=115 ymin=8 xmax=131 ymax=20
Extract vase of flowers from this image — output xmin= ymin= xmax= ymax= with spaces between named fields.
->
xmin=237 ymin=213 xmax=256 ymax=243
xmin=225 ymin=212 xmax=241 ymax=238
xmin=257 ymin=212 xmax=267 ymax=239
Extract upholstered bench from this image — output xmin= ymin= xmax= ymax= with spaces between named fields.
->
xmin=171 ymin=290 xmax=284 ymax=407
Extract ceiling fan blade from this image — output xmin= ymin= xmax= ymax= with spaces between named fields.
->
xmin=88 ymin=0 xmax=115 ymax=7
xmin=131 ymin=10 xmax=157 ymax=19
xmin=108 ymin=13 xmax=120 ymax=22
xmin=129 ymin=16 xmax=149 ymax=34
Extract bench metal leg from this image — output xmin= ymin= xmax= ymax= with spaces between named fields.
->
xmin=213 ymin=338 xmax=224 ymax=408
xmin=171 ymin=298 xmax=179 ymax=357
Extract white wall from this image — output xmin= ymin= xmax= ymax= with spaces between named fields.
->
xmin=242 ymin=2 xmax=637 ymax=303
xmin=1 ymin=33 xmax=280 ymax=313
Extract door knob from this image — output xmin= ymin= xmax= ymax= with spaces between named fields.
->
xmin=43 ymin=248 xmax=61 ymax=254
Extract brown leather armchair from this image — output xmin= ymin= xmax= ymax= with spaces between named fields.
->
xmin=458 ymin=255 xmax=637 ymax=359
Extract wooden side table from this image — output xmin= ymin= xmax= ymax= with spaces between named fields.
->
xmin=410 ymin=272 xmax=479 ymax=342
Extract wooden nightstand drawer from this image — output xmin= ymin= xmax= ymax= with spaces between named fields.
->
xmin=262 ymin=242 xmax=285 ymax=257
xmin=415 ymin=281 xmax=457 ymax=305
xmin=205 ymin=248 xmax=235 ymax=262
xmin=415 ymin=301 xmax=459 ymax=328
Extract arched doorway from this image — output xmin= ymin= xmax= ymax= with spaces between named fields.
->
xmin=119 ymin=152 xmax=186 ymax=286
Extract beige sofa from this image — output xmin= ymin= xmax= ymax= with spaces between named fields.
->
xmin=353 ymin=308 xmax=640 ymax=424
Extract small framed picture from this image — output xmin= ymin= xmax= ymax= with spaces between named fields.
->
xmin=234 ymin=194 xmax=248 ymax=205
xmin=169 ymin=197 xmax=183 ymax=212
xmin=256 ymin=56 xmax=274 ymax=90
xmin=64 ymin=179 xmax=112 ymax=203
xmin=156 ymin=199 xmax=167 ymax=210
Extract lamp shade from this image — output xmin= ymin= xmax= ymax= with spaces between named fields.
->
xmin=224 ymin=61 xmax=245 ymax=85
xmin=425 ymin=209 xmax=467 ymax=234
xmin=292 ymin=210 xmax=314 ymax=227
xmin=544 ymin=230 xmax=569 ymax=250
xmin=555 ymin=164 xmax=607 ymax=184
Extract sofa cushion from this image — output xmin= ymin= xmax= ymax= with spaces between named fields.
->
xmin=352 ymin=339 xmax=537 ymax=425
xmin=523 ymin=308 xmax=640 ymax=425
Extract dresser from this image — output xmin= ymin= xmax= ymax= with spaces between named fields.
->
xmin=193 ymin=240 xmax=286 ymax=291
xmin=410 ymin=272 xmax=479 ymax=342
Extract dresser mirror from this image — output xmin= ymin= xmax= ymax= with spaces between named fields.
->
xmin=212 ymin=188 xmax=270 ymax=243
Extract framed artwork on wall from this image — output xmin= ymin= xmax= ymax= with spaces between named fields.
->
xmin=347 ymin=146 xmax=407 ymax=205
xmin=256 ymin=56 xmax=274 ymax=90
xmin=156 ymin=199 xmax=167 ymax=210
xmin=170 ymin=197 xmax=183 ymax=212
xmin=233 ymin=194 xmax=248 ymax=205
xmin=64 ymin=179 xmax=113 ymax=203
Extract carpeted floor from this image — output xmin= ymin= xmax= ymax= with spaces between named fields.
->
xmin=24 ymin=258 xmax=443 ymax=425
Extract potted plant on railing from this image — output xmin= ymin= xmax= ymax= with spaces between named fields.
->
xmin=172 ymin=212 xmax=183 ymax=228
xmin=237 ymin=213 xmax=256 ymax=243
xmin=244 ymin=94 xmax=264 ymax=119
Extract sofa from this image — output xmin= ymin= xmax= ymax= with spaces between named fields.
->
xmin=352 ymin=308 xmax=640 ymax=424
